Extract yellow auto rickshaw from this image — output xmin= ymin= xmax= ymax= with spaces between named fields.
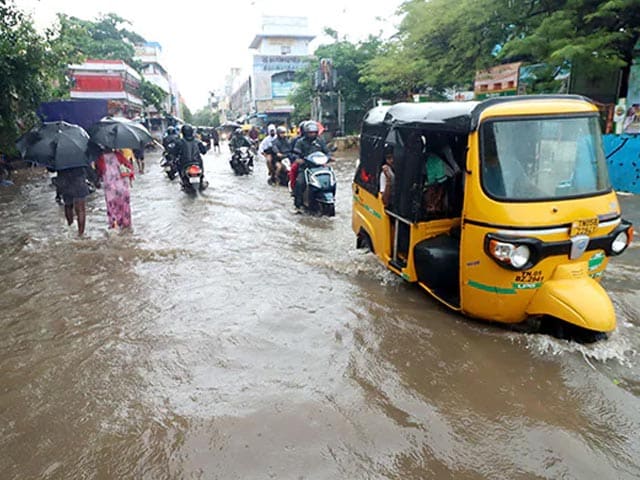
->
xmin=352 ymin=95 xmax=633 ymax=340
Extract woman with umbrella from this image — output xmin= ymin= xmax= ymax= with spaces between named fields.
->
xmin=89 ymin=117 xmax=152 ymax=230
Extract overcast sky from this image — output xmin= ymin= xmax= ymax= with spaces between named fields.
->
xmin=16 ymin=0 xmax=404 ymax=111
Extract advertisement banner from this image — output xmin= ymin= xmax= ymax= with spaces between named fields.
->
xmin=623 ymin=63 xmax=640 ymax=134
xmin=474 ymin=62 xmax=521 ymax=99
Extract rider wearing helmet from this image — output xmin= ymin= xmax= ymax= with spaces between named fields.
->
xmin=229 ymin=127 xmax=252 ymax=152
xmin=176 ymin=124 xmax=208 ymax=191
xmin=271 ymin=126 xmax=292 ymax=185
xmin=163 ymin=126 xmax=181 ymax=155
xmin=291 ymin=121 xmax=332 ymax=210
xmin=259 ymin=124 xmax=278 ymax=184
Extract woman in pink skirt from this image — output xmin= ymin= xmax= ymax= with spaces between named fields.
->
xmin=95 ymin=149 xmax=134 ymax=229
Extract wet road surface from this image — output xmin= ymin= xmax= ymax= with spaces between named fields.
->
xmin=1 ymin=145 xmax=639 ymax=479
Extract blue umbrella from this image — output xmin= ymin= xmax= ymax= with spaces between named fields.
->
xmin=15 ymin=121 xmax=93 ymax=171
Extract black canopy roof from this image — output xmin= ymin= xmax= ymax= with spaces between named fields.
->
xmin=362 ymin=95 xmax=595 ymax=134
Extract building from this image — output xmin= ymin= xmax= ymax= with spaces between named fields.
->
xmin=68 ymin=59 xmax=143 ymax=117
xmin=134 ymin=42 xmax=176 ymax=115
xmin=134 ymin=42 xmax=181 ymax=137
xmin=249 ymin=16 xmax=315 ymax=125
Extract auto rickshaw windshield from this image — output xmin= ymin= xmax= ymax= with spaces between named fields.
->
xmin=480 ymin=115 xmax=611 ymax=200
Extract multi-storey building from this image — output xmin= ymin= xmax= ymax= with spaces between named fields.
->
xmin=249 ymin=16 xmax=314 ymax=125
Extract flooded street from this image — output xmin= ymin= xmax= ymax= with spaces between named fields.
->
xmin=1 ymin=145 xmax=640 ymax=479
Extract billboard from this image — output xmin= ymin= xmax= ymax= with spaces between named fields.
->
xmin=474 ymin=62 xmax=521 ymax=99
xmin=623 ymin=63 xmax=640 ymax=134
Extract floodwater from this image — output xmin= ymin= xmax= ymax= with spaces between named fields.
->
xmin=1 ymin=145 xmax=639 ymax=479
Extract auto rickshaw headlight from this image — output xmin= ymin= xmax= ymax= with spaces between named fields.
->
xmin=488 ymin=239 xmax=531 ymax=269
xmin=511 ymin=245 xmax=531 ymax=269
xmin=611 ymin=230 xmax=629 ymax=254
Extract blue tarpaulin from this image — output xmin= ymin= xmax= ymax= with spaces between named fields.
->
xmin=37 ymin=99 xmax=109 ymax=130
xmin=603 ymin=134 xmax=640 ymax=194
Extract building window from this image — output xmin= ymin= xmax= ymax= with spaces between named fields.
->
xmin=281 ymin=45 xmax=291 ymax=55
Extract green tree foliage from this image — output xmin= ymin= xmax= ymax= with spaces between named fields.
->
xmin=139 ymin=79 xmax=167 ymax=112
xmin=501 ymin=0 xmax=640 ymax=77
xmin=362 ymin=0 xmax=514 ymax=97
xmin=0 ymin=0 xmax=63 ymax=155
xmin=181 ymin=103 xmax=193 ymax=123
xmin=191 ymin=108 xmax=220 ymax=127
xmin=290 ymin=34 xmax=384 ymax=123
xmin=53 ymin=13 xmax=144 ymax=64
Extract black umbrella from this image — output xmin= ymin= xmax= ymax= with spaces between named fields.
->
xmin=88 ymin=117 xmax=153 ymax=150
xmin=15 ymin=121 xmax=93 ymax=171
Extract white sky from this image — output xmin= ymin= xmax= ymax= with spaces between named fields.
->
xmin=16 ymin=0 xmax=403 ymax=111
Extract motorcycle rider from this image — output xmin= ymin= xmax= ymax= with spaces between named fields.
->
xmin=176 ymin=124 xmax=208 ymax=191
xmin=291 ymin=121 xmax=332 ymax=211
xmin=271 ymin=126 xmax=292 ymax=185
xmin=229 ymin=127 xmax=253 ymax=171
xmin=259 ymin=124 xmax=277 ymax=184
xmin=229 ymin=127 xmax=252 ymax=152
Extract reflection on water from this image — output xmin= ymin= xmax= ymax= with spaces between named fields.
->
xmin=0 ymin=147 xmax=639 ymax=479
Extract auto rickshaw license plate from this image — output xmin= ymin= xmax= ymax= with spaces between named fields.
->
xmin=570 ymin=217 xmax=599 ymax=236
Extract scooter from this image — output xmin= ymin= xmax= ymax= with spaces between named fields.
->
xmin=229 ymin=146 xmax=254 ymax=176
xmin=300 ymin=151 xmax=337 ymax=217
xmin=278 ymin=157 xmax=292 ymax=187
xmin=160 ymin=152 xmax=178 ymax=180
xmin=180 ymin=162 xmax=208 ymax=194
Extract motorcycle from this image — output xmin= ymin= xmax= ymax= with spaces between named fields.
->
xmin=229 ymin=146 xmax=254 ymax=176
xmin=277 ymin=157 xmax=291 ymax=187
xmin=300 ymin=151 xmax=337 ymax=217
xmin=180 ymin=162 xmax=208 ymax=194
xmin=160 ymin=152 xmax=178 ymax=180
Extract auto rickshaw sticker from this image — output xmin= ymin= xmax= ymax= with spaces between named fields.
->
xmin=588 ymin=252 xmax=605 ymax=271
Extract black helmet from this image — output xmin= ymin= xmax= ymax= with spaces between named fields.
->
xmin=305 ymin=121 xmax=319 ymax=134
xmin=166 ymin=126 xmax=176 ymax=135
xmin=181 ymin=124 xmax=194 ymax=139
xmin=384 ymin=143 xmax=394 ymax=156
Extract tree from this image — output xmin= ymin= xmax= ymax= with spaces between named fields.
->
xmin=290 ymin=34 xmax=384 ymax=125
xmin=139 ymin=79 xmax=167 ymax=113
xmin=362 ymin=0 xmax=514 ymax=97
xmin=191 ymin=108 xmax=220 ymax=127
xmin=0 ymin=0 xmax=66 ymax=155
xmin=181 ymin=103 xmax=193 ymax=123
xmin=500 ymin=0 xmax=640 ymax=94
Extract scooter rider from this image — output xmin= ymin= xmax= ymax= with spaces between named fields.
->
xmin=271 ymin=126 xmax=292 ymax=184
xmin=291 ymin=121 xmax=332 ymax=210
xmin=259 ymin=124 xmax=278 ymax=183
xmin=229 ymin=127 xmax=252 ymax=152
xmin=176 ymin=124 xmax=208 ymax=191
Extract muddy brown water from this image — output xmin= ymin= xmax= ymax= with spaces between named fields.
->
xmin=1 ymin=146 xmax=639 ymax=479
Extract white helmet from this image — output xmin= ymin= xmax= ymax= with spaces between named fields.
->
xmin=267 ymin=123 xmax=276 ymax=133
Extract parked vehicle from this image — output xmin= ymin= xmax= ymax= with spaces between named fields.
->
xmin=352 ymin=95 xmax=633 ymax=342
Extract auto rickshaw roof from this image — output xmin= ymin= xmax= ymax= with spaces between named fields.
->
xmin=362 ymin=95 xmax=596 ymax=133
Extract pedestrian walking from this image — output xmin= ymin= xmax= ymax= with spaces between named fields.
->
xmin=95 ymin=148 xmax=134 ymax=230
xmin=56 ymin=166 xmax=91 ymax=236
